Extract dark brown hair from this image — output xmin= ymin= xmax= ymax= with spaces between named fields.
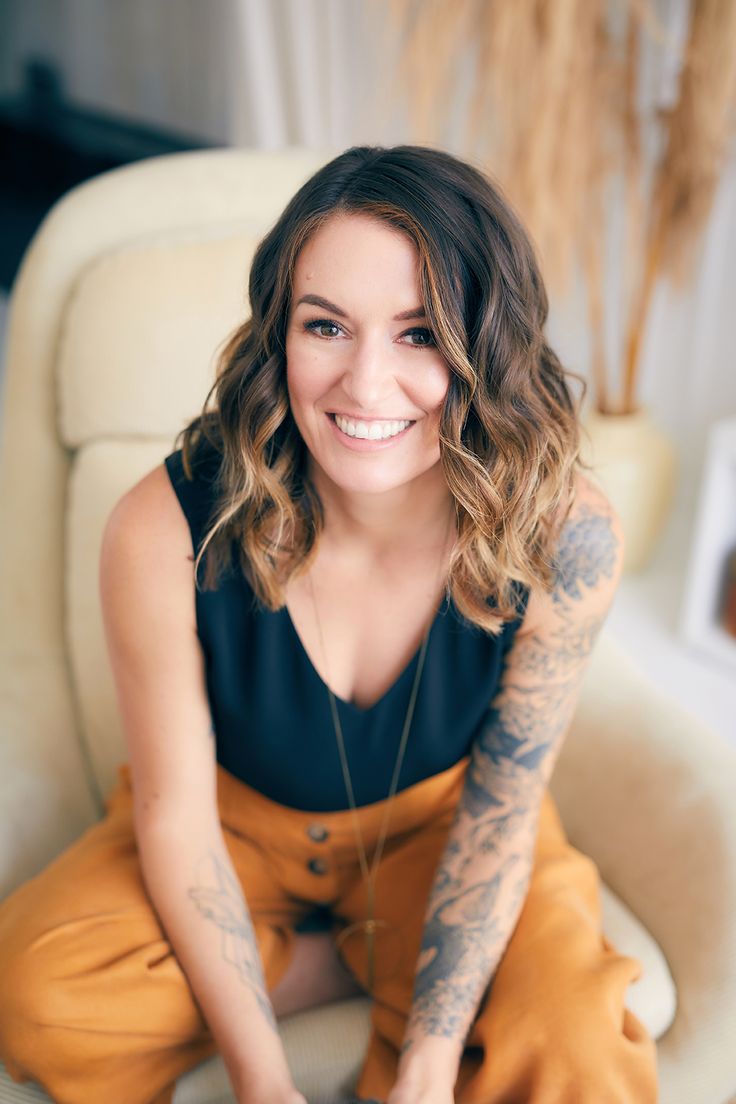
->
xmin=175 ymin=144 xmax=583 ymax=632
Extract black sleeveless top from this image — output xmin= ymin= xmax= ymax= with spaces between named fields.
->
xmin=164 ymin=437 xmax=529 ymax=812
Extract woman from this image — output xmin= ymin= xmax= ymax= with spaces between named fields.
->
xmin=0 ymin=145 xmax=658 ymax=1103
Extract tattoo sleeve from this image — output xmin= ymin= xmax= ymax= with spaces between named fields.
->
xmin=188 ymin=849 xmax=279 ymax=1033
xmin=400 ymin=498 xmax=622 ymax=1073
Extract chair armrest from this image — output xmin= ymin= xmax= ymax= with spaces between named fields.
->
xmin=550 ymin=632 xmax=736 ymax=1104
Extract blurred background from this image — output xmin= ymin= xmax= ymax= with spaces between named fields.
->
xmin=0 ymin=0 xmax=734 ymax=742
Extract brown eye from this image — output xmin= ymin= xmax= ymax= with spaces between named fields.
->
xmin=304 ymin=319 xmax=342 ymax=339
xmin=404 ymin=328 xmax=436 ymax=348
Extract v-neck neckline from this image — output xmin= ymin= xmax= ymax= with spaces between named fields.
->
xmin=282 ymin=594 xmax=451 ymax=716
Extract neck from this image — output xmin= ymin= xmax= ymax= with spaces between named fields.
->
xmin=306 ymin=458 xmax=455 ymax=561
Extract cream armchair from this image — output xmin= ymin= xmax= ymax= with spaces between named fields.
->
xmin=1 ymin=148 xmax=735 ymax=1104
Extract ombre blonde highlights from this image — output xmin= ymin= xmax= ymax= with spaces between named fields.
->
xmin=175 ymin=145 xmax=583 ymax=634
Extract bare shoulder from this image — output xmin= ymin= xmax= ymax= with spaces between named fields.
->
xmin=99 ymin=459 xmax=198 ymax=662
xmin=103 ymin=461 xmax=190 ymax=555
xmin=520 ymin=468 xmax=624 ymax=638
xmin=101 ymin=460 xmax=193 ymax=587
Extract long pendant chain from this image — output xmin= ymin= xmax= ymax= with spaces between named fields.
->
xmin=326 ymin=622 xmax=431 ymax=993
xmin=307 ymin=514 xmax=453 ymax=993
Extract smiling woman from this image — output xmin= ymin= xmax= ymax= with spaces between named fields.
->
xmin=0 ymin=144 xmax=658 ymax=1104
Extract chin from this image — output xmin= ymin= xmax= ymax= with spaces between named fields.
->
xmin=324 ymin=459 xmax=435 ymax=495
xmin=324 ymin=469 xmax=409 ymax=494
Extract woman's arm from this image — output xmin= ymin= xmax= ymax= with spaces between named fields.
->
xmin=136 ymin=818 xmax=296 ymax=1103
xmin=394 ymin=473 xmax=625 ymax=1095
xmin=99 ymin=465 xmax=302 ymax=1104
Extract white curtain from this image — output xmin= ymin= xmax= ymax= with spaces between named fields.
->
xmin=0 ymin=0 xmax=404 ymax=147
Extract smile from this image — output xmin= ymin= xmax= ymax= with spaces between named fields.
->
xmin=326 ymin=412 xmax=416 ymax=451
xmin=334 ymin=414 xmax=413 ymax=440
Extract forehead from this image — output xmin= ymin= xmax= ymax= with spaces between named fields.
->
xmin=292 ymin=213 xmax=422 ymax=298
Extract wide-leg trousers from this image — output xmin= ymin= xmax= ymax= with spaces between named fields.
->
xmin=0 ymin=755 xmax=658 ymax=1103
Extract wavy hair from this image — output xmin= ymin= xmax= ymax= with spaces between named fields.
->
xmin=175 ymin=144 xmax=583 ymax=634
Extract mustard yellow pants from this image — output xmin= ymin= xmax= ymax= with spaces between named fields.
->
xmin=0 ymin=756 xmax=658 ymax=1103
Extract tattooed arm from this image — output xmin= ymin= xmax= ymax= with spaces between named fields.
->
xmin=394 ymin=474 xmax=625 ymax=1095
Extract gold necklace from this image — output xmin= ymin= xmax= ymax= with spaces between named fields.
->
xmin=307 ymin=515 xmax=453 ymax=994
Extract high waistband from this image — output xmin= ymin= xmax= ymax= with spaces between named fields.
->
xmin=111 ymin=756 xmax=471 ymax=857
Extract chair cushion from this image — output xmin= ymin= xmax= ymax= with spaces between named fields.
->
xmin=599 ymin=880 xmax=677 ymax=1040
xmin=58 ymin=228 xmax=255 ymax=447
xmin=173 ymin=998 xmax=373 ymax=1104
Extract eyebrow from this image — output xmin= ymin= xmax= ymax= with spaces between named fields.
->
xmin=294 ymin=293 xmax=427 ymax=322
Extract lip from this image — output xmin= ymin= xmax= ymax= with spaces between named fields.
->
xmin=328 ymin=410 xmax=416 ymax=423
xmin=325 ymin=411 xmax=415 ymax=450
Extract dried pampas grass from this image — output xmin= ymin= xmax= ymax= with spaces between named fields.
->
xmin=376 ymin=0 xmax=736 ymax=414
xmin=622 ymin=0 xmax=736 ymax=411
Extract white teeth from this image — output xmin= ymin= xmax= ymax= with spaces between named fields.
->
xmin=334 ymin=415 xmax=411 ymax=440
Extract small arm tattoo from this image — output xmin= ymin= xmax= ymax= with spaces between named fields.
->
xmin=188 ymin=849 xmax=278 ymax=1033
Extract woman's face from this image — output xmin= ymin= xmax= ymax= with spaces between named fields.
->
xmin=285 ymin=212 xmax=451 ymax=497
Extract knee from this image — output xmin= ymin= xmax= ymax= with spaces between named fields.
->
xmin=527 ymin=983 xmax=659 ymax=1103
xmin=0 ymin=901 xmax=100 ymax=1066
xmin=467 ymin=974 xmax=658 ymax=1104
xmin=0 ymin=938 xmax=54 ymax=1070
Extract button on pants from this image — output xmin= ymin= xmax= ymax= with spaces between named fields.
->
xmin=0 ymin=756 xmax=658 ymax=1103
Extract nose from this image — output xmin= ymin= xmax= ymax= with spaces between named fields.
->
xmin=341 ymin=337 xmax=399 ymax=412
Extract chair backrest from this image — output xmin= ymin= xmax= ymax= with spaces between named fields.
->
xmin=0 ymin=148 xmax=332 ymax=859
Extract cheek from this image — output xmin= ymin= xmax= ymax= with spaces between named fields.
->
xmin=424 ymin=363 xmax=451 ymax=416
xmin=286 ymin=336 xmax=334 ymax=393
xmin=285 ymin=349 xmax=317 ymax=406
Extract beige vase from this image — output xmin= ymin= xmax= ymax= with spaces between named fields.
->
xmin=580 ymin=408 xmax=677 ymax=572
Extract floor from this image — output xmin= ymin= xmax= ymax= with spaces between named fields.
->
xmin=0 ymin=289 xmax=733 ymax=751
